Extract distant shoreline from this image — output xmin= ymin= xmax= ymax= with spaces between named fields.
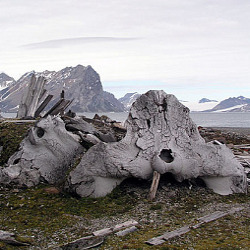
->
xmin=209 ymin=127 xmax=250 ymax=137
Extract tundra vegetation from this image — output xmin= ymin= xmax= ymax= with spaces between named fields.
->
xmin=0 ymin=118 xmax=249 ymax=249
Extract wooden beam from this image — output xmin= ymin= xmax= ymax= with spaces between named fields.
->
xmin=92 ymin=220 xmax=138 ymax=237
xmin=148 ymin=171 xmax=161 ymax=201
xmin=43 ymin=99 xmax=71 ymax=117
xmin=146 ymin=207 xmax=244 ymax=246
xmin=34 ymin=94 xmax=53 ymax=118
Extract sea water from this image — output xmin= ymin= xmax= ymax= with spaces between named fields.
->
xmin=76 ymin=112 xmax=250 ymax=128
xmin=2 ymin=112 xmax=250 ymax=127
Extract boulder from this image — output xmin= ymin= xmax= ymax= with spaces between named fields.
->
xmin=67 ymin=90 xmax=247 ymax=197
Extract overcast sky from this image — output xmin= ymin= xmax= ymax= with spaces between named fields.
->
xmin=0 ymin=0 xmax=250 ymax=101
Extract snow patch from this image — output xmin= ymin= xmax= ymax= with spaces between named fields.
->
xmin=181 ymin=101 xmax=218 ymax=112
xmin=213 ymin=104 xmax=247 ymax=112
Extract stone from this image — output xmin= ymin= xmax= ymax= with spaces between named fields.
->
xmin=67 ymin=90 xmax=247 ymax=197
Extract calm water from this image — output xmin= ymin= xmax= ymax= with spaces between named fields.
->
xmin=78 ymin=112 xmax=250 ymax=128
xmin=2 ymin=112 xmax=250 ymax=128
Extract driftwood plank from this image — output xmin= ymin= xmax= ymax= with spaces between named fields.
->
xmin=162 ymin=226 xmax=190 ymax=240
xmin=146 ymin=207 xmax=244 ymax=246
xmin=34 ymin=94 xmax=53 ymax=118
xmin=92 ymin=228 xmax=112 ymax=237
xmin=113 ymin=220 xmax=138 ymax=231
xmin=61 ymin=221 xmax=139 ymax=248
xmin=115 ymin=226 xmax=138 ymax=236
xmin=146 ymin=237 xmax=166 ymax=246
xmin=60 ymin=235 xmax=104 ymax=250
xmin=191 ymin=211 xmax=227 ymax=229
xmin=92 ymin=220 xmax=138 ymax=237
xmin=51 ymin=99 xmax=71 ymax=116
xmin=43 ymin=99 xmax=71 ymax=117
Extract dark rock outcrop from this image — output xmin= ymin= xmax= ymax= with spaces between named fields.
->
xmin=0 ymin=65 xmax=124 ymax=113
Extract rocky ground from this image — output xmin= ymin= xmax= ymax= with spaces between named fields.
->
xmin=0 ymin=121 xmax=249 ymax=249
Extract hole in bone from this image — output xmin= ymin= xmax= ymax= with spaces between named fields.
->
xmin=159 ymin=149 xmax=174 ymax=163
xmin=147 ymin=119 xmax=151 ymax=128
xmin=36 ymin=127 xmax=45 ymax=138
xmin=13 ymin=158 xmax=21 ymax=165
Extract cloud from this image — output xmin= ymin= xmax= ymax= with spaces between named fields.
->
xmin=21 ymin=37 xmax=140 ymax=49
xmin=1 ymin=0 xmax=250 ymax=101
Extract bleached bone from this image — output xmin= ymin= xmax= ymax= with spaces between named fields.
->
xmin=67 ymin=90 xmax=247 ymax=197
xmin=17 ymin=74 xmax=47 ymax=119
xmin=0 ymin=116 xmax=83 ymax=187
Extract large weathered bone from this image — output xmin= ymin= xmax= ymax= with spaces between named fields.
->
xmin=17 ymin=74 xmax=48 ymax=119
xmin=67 ymin=90 xmax=247 ymax=197
xmin=0 ymin=116 xmax=83 ymax=187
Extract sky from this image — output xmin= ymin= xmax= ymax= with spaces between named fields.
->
xmin=0 ymin=0 xmax=250 ymax=101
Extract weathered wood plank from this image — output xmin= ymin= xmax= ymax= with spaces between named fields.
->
xmin=162 ymin=226 xmax=190 ymax=241
xmin=115 ymin=226 xmax=138 ymax=236
xmin=92 ymin=228 xmax=112 ymax=237
xmin=92 ymin=220 xmax=138 ymax=237
xmin=145 ymin=237 xmax=166 ymax=246
xmin=60 ymin=235 xmax=104 ymax=250
xmin=43 ymin=99 xmax=71 ymax=117
xmin=191 ymin=211 xmax=227 ymax=229
xmin=34 ymin=94 xmax=53 ymax=118
xmin=113 ymin=220 xmax=138 ymax=231
xmin=146 ymin=207 xmax=244 ymax=246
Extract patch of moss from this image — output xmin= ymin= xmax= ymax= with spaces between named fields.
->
xmin=100 ymin=185 xmax=250 ymax=249
xmin=0 ymin=122 xmax=33 ymax=166
xmin=0 ymin=184 xmax=137 ymax=248
xmin=150 ymin=203 xmax=163 ymax=210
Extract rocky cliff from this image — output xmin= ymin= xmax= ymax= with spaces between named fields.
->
xmin=0 ymin=65 xmax=124 ymax=113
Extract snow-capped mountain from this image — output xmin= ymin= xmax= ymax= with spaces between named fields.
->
xmin=0 ymin=65 xmax=124 ymax=113
xmin=118 ymin=92 xmax=141 ymax=110
xmin=0 ymin=73 xmax=16 ymax=101
xmin=199 ymin=98 xmax=218 ymax=103
xmin=205 ymin=96 xmax=250 ymax=112
xmin=0 ymin=73 xmax=16 ymax=90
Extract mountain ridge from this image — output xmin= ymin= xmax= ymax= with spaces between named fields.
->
xmin=0 ymin=65 xmax=124 ymax=113
xmin=204 ymin=96 xmax=250 ymax=112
